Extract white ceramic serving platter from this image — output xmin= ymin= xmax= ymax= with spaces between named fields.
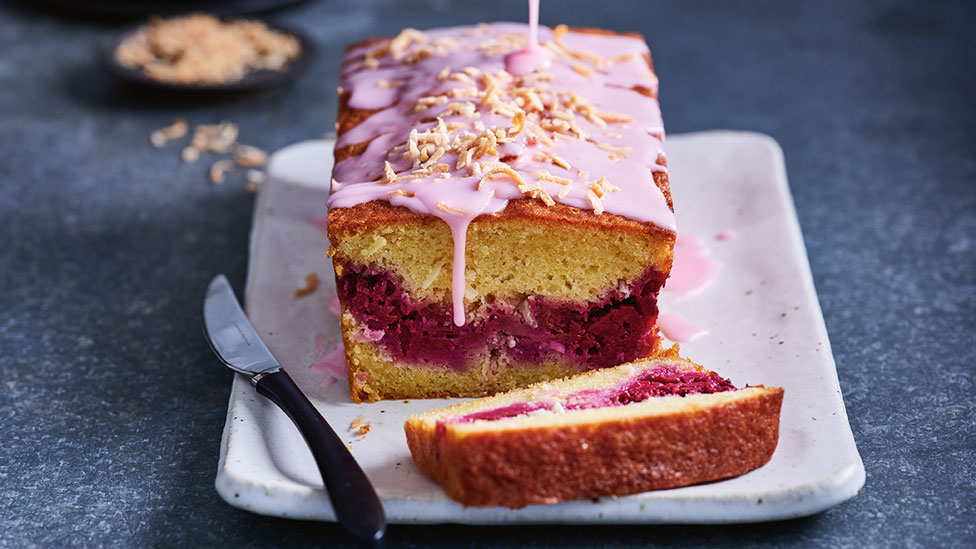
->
xmin=215 ymin=130 xmax=864 ymax=524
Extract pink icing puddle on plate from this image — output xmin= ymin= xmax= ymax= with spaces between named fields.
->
xmin=657 ymin=231 xmax=723 ymax=342
xmin=716 ymin=229 xmax=738 ymax=241
xmin=309 ymin=331 xmax=348 ymax=387
xmin=661 ymin=232 xmax=721 ymax=302
xmin=657 ymin=313 xmax=708 ymax=343
xmin=328 ymin=294 xmax=341 ymax=315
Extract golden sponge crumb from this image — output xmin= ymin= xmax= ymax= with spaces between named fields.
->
xmin=332 ymin=215 xmax=671 ymax=305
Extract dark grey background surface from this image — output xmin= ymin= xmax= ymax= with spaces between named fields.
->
xmin=1 ymin=0 xmax=974 ymax=547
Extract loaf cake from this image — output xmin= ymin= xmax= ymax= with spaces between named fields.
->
xmin=327 ymin=23 xmax=676 ymax=402
xmin=405 ymin=350 xmax=784 ymax=508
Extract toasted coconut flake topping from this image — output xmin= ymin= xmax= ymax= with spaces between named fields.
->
xmin=596 ymin=142 xmax=633 ymax=155
xmin=477 ymin=164 xmax=526 ymax=190
xmin=590 ymin=177 xmax=621 ymax=198
xmin=377 ymin=79 xmax=406 ymax=88
xmin=532 ymin=169 xmax=573 ymax=186
xmin=509 ymin=111 xmax=526 ymax=136
xmin=571 ymin=63 xmax=592 ymax=77
xmin=586 ymin=188 xmax=604 ymax=214
xmin=382 ymin=161 xmax=397 ymax=183
xmin=436 ymin=201 xmax=476 ymax=216
xmin=517 ymin=181 xmax=556 ymax=206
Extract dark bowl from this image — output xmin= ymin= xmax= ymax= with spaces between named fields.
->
xmin=31 ymin=0 xmax=308 ymax=19
xmin=97 ymin=18 xmax=316 ymax=95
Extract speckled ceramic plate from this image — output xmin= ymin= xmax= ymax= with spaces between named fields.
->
xmin=214 ymin=131 xmax=864 ymax=523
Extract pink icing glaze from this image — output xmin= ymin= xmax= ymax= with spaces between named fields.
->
xmin=657 ymin=313 xmax=708 ymax=343
xmin=716 ymin=229 xmax=738 ymax=241
xmin=328 ymin=294 xmax=341 ymax=315
xmin=504 ymin=0 xmax=552 ymax=75
xmin=328 ymin=22 xmax=674 ymax=326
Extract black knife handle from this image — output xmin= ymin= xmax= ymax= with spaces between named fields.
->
xmin=254 ymin=369 xmax=386 ymax=544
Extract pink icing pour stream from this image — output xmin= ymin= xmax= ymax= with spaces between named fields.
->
xmin=328 ymin=14 xmax=675 ymax=327
xmin=504 ymin=0 xmax=551 ymax=75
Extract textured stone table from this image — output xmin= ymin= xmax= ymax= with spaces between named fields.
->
xmin=1 ymin=0 xmax=973 ymax=547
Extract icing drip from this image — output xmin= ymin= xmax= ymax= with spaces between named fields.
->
xmin=328 ymin=22 xmax=675 ymax=325
xmin=447 ymin=215 xmax=473 ymax=325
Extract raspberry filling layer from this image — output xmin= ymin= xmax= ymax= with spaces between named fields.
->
xmin=336 ymin=265 xmax=667 ymax=370
xmin=452 ymin=365 xmax=736 ymax=423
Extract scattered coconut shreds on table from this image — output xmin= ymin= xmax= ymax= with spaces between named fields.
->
xmin=293 ymin=273 xmax=319 ymax=298
xmin=181 ymin=145 xmax=200 ymax=163
xmin=149 ymin=118 xmax=268 ymax=190
xmin=234 ymin=144 xmax=269 ymax=167
xmin=192 ymin=121 xmax=239 ymax=153
xmin=245 ymin=169 xmax=266 ymax=192
xmin=209 ymin=159 xmax=234 ymax=184
xmin=150 ymin=118 xmax=188 ymax=147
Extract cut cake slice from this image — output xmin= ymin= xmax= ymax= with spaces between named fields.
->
xmin=405 ymin=349 xmax=784 ymax=508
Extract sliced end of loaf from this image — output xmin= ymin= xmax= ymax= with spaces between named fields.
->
xmin=404 ymin=350 xmax=784 ymax=507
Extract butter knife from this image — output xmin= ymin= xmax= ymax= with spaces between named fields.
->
xmin=203 ymin=274 xmax=385 ymax=543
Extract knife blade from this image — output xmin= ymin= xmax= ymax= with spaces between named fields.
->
xmin=203 ymin=274 xmax=386 ymax=544
xmin=203 ymin=274 xmax=279 ymax=376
